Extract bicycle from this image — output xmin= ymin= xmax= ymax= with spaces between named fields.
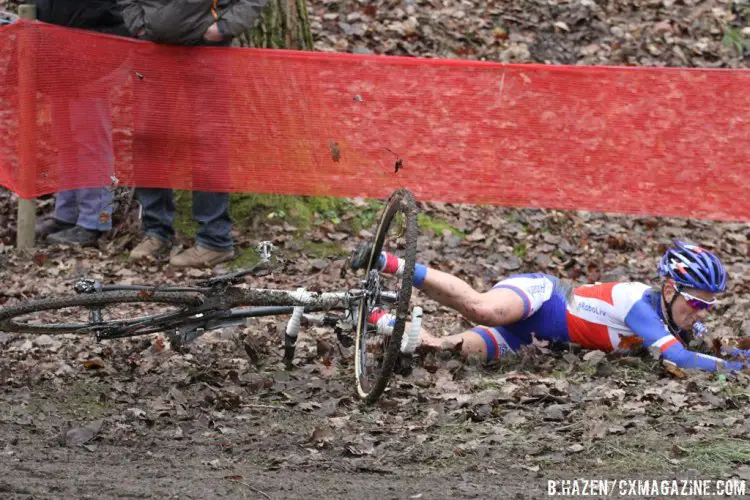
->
xmin=0 ymin=189 xmax=422 ymax=403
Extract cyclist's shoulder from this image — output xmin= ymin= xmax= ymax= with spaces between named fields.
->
xmin=574 ymin=280 xmax=651 ymax=291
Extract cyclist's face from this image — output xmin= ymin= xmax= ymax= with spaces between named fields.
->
xmin=669 ymin=284 xmax=716 ymax=330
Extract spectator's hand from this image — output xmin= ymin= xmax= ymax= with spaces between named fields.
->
xmin=203 ymin=22 xmax=223 ymax=41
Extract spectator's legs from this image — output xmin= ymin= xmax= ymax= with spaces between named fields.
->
xmin=135 ymin=188 xmax=176 ymax=244
xmin=189 ymin=48 xmax=233 ymax=253
xmin=192 ymin=192 xmax=232 ymax=251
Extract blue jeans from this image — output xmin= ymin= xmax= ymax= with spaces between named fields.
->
xmin=135 ymin=188 xmax=232 ymax=251
xmin=51 ymin=96 xmax=114 ymax=231
xmin=132 ymin=43 xmax=233 ymax=251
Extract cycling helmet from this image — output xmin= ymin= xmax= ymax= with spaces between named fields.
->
xmin=658 ymin=241 xmax=727 ymax=293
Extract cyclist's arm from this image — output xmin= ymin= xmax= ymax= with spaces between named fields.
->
xmin=624 ymin=300 xmax=744 ymax=372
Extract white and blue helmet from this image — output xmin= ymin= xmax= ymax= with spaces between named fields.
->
xmin=658 ymin=241 xmax=727 ymax=293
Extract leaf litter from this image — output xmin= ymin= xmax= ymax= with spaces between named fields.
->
xmin=2 ymin=0 xmax=750 ymax=496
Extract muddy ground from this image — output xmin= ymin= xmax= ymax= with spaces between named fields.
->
xmin=3 ymin=188 xmax=750 ymax=499
xmin=3 ymin=0 xmax=750 ymax=497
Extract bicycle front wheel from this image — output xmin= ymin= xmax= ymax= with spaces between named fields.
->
xmin=0 ymin=291 xmax=203 ymax=335
xmin=354 ymin=188 xmax=418 ymax=403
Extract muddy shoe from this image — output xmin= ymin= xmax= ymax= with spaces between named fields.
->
xmin=46 ymin=226 xmax=101 ymax=247
xmin=35 ymin=217 xmax=75 ymax=240
xmin=129 ymin=236 xmax=170 ymax=260
xmin=169 ymin=246 xmax=234 ymax=268
xmin=350 ymin=242 xmax=373 ymax=270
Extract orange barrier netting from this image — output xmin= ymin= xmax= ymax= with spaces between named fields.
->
xmin=2 ymin=20 xmax=750 ymax=220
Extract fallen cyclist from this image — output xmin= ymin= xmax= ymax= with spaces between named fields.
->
xmin=352 ymin=240 xmax=748 ymax=372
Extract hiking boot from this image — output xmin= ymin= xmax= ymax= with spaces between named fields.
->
xmin=350 ymin=242 xmax=373 ymax=270
xmin=129 ymin=236 xmax=170 ymax=260
xmin=35 ymin=217 xmax=75 ymax=240
xmin=169 ymin=246 xmax=234 ymax=268
xmin=46 ymin=226 xmax=101 ymax=247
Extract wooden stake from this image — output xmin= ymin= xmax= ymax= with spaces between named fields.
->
xmin=16 ymin=4 xmax=37 ymax=250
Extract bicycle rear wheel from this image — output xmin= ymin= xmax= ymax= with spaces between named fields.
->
xmin=354 ymin=189 xmax=418 ymax=403
xmin=0 ymin=291 xmax=203 ymax=335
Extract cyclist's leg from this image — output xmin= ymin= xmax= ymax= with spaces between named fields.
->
xmin=418 ymin=268 xmax=526 ymax=326
xmin=422 ymin=275 xmax=565 ymax=362
xmin=420 ymin=325 xmax=518 ymax=362
xmin=369 ymin=304 xmax=527 ymax=363
xmin=369 ymin=307 xmax=497 ymax=359
xmin=358 ymin=247 xmax=530 ymax=325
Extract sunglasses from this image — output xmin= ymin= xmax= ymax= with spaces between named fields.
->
xmin=676 ymin=287 xmax=717 ymax=311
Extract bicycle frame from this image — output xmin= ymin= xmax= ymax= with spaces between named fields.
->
xmin=0 ymin=189 xmax=422 ymax=405
xmin=74 ymin=267 xmax=397 ymax=340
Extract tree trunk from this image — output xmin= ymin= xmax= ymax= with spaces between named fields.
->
xmin=237 ymin=0 xmax=313 ymax=50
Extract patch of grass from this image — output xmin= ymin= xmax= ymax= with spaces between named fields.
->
xmin=722 ymin=24 xmax=749 ymax=57
xmin=61 ymin=380 xmax=111 ymax=418
xmin=682 ymin=438 xmax=750 ymax=473
xmin=229 ymin=246 xmax=261 ymax=269
xmin=174 ymin=194 xmax=462 ymax=253
xmin=174 ymin=190 xmax=198 ymax=237
xmin=113 ymin=252 xmax=130 ymax=263
xmin=348 ymin=200 xmax=385 ymax=234
xmin=587 ymin=430 xmax=750 ymax=476
xmin=231 ymin=193 xmax=354 ymax=229
xmin=514 ymin=243 xmax=528 ymax=259
xmin=470 ymin=378 xmax=504 ymax=391
xmin=174 ymin=192 xmax=362 ymax=235
xmin=301 ymin=240 xmax=349 ymax=259
xmin=418 ymin=213 xmax=464 ymax=238
xmin=176 ymin=192 xmax=383 ymax=234
xmin=719 ymin=380 xmax=747 ymax=398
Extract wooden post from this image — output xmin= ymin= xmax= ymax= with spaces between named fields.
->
xmin=15 ymin=3 xmax=37 ymax=249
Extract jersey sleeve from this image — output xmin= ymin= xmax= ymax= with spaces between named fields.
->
xmin=624 ymin=299 xmax=745 ymax=372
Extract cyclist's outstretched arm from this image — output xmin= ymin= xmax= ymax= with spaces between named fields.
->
xmin=625 ymin=301 xmax=745 ymax=372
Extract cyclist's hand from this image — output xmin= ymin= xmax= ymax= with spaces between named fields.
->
xmin=203 ymin=23 xmax=223 ymax=42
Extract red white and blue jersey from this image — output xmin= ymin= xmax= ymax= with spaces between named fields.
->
xmin=473 ymin=274 xmax=739 ymax=372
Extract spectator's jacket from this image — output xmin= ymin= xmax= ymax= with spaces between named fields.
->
xmin=34 ymin=0 xmax=130 ymax=35
xmin=117 ymin=0 xmax=267 ymax=45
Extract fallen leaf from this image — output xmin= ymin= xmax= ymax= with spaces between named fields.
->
xmin=663 ymin=361 xmax=687 ymax=379
xmin=310 ymin=427 xmax=334 ymax=447
xmin=81 ymin=358 xmax=105 ymax=370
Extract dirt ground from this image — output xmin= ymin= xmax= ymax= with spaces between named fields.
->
xmin=3 ymin=0 xmax=750 ymax=496
xmin=3 ymin=193 xmax=750 ymax=499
